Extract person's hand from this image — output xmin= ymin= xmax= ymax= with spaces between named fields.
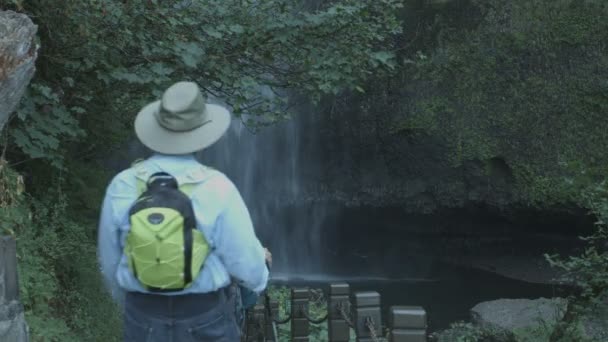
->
xmin=264 ymin=248 xmax=272 ymax=268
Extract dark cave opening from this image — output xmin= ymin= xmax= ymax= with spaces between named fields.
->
xmin=317 ymin=204 xmax=594 ymax=280
xmin=268 ymin=203 xmax=592 ymax=332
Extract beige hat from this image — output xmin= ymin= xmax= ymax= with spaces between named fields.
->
xmin=134 ymin=81 xmax=231 ymax=154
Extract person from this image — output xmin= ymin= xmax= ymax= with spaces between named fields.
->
xmin=97 ymin=81 xmax=271 ymax=342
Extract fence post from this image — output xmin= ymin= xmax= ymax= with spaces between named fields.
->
xmin=245 ymin=308 xmax=255 ymax=342
xmin=246 ymin=297 xmax=267 ymax=342
xmin=389 ymin=306 xmax=427 ymax=342
xmin=291 ymin=287 xmax=310 ymax=341
xmin=265 ymin=298 xmax=279 ymax=342
xmin=328 ymin=283 xmax=350 ymax=342
xmin=353 ymin=291 xmax=382 ymax=342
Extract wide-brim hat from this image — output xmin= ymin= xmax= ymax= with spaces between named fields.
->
xmin=134 ymin=81 xmax=231 ymax=154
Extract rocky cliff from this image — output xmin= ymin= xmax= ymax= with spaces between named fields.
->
xmin=292 ymin=0 xmax=608 ymax=218
xmin=0 ymin=10 xmax=38 ymax=132
xmin=0 ymin=9 xmax=37 ymax=342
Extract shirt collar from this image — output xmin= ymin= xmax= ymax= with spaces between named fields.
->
xmin=148 ymin=153 xmax=197 ymax=163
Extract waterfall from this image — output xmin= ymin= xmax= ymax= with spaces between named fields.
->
xmin=198 ymin=105 xmax=329 ymax=278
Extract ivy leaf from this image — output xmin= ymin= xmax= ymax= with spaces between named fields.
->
xmin=176 ymin=42 xmax=204 ymax=68
xmin=204 ymin=28 xmax=223 ymax=39
xmin=11 ymin=129 xmax=32 ymax=149
xmin=181 ymin=55 xmax=198 ymax=68
xmin=150 ymin=63 xmax=174 ymax=76
xmin=370 ymin=51 xmax=395 ymax=64
xmin=229 ymin=24 xmax=244 ymax=34
xmin=70 ymin=107 xmax=86 ymax=114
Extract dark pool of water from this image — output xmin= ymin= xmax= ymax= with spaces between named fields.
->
xmin=270 ymin=262 xmax=569 ymax=333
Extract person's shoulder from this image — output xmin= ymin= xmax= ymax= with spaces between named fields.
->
xmin=105 ymin=166 xmax=138 ymax=196
xmin=191 ymin=165 xmax=238 ymax=198
xmin=197 ymin=165 xmax=234 ymax=188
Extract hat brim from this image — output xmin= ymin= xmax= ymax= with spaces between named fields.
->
xmin=134 ymin=101 xmax=231 ymax=154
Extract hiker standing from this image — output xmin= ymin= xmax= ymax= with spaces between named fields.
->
xmin=97 ymin=81 xmax=270 ymax=341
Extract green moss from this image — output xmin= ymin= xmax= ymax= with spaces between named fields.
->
xmin=391 ymin=0 xmax=608 ymax=207
xmin=390 ymin=96 xmax=444 ymax=134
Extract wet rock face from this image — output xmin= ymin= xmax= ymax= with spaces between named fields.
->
xmin=0 ymin=10 xmax=38 ymax=132
xmin=295 ymin=107 xmax=523 ymax=213
xmin=0 ymin=300 xmax=28 ymax=342
xmin=0 ymin=237 xmax=29 ymax=341
xmin=0 ymin=10 xmax=37 ymax=341
xmin=0 ymin=236 xmax=19 ymax=306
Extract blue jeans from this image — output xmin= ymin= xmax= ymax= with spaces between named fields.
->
xmin=123 ymin=287 xmax=240 ymax=342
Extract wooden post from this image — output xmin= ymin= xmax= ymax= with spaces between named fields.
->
xmin=244 ymin=308 xmax=256 ymax=342
xmin=265 ymin=298 xmax=279 ymax=342
xmin=291 ymin=287 xmax=309 ymax=341
xmin=246 ymin=297 xmax=266 ymax=342
xmin=353 ymin=291 xmax=382 ymax=342
xmin=328 ymin=283 xmax=350 ymax=342
xmin=389 ymin=306 xmax=427 ymax=342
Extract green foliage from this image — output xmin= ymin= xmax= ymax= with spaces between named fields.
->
xmin=382 ymin=0 xmax=608 ymax=207
xmin=550 ymin=320 xmax=595 ymax=342
xmin=18 ymin=193 xmax=121 ymax=341
xmin=0 ymin=165 xmax=120 ymax=341
xmin=431 ymin=320 xmax=564 ymax=342
xmin=1 ymin=0 xmax=402 ymax=169
xmin=546 ymin=181 xmax=608 ymax=341
xmin=431 ymin=321 xmax=516 ymax=342
xmin=546 ymin=183 xmax=608 ymax=302
xmin=268 ymin=286 xmax=295 ymax=340
xmin=10 ymin=83 xmax=84 ymax=169
xmin=0 ymin=160 xmax=26 ymax=236
xmin=544 ymin=183 xmax=608 ymax=342
xmin=511 ymin=321 xmax=560 ymax=342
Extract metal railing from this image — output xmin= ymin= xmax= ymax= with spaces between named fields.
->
xmin=244 ymin=283 xmax=428 ymax=342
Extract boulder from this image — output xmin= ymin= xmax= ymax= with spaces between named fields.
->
xmin=471 ymin=298 xmax=567 ymax=340
xmin=0 ymin=10 xmax=38 ymax=132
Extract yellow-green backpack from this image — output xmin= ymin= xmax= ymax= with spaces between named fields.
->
xmin=125 ymin=171 xmax=210 ymax=292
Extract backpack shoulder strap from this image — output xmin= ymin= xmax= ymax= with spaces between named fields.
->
xmin=131 ymin=160 xmax=149 ymax=195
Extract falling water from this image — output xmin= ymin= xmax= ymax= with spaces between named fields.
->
xmin=198 ymin=102 xmax=329 ymax=278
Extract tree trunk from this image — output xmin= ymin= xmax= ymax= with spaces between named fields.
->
xmin=0 ymin=10 xmax=38 ymax=133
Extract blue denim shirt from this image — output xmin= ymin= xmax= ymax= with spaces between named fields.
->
xmin=97 ymin=154 xmax=269 ymax=304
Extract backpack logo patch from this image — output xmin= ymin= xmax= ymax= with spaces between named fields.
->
xmin=147 ymin=213 xmax=165 ymax=225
